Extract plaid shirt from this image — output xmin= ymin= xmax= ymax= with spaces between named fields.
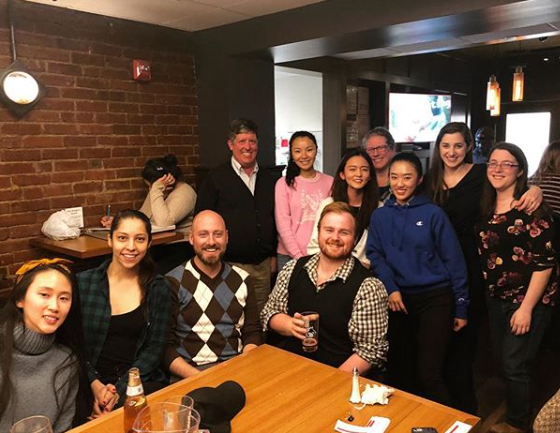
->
xmin=261 ymin=254 xmax=389 ymax=368
xmin=77 ymin=260 xmax=171 ymax=395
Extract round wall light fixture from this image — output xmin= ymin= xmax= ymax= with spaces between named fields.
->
xmin=0 ymin=60 xmax=45 ymax=117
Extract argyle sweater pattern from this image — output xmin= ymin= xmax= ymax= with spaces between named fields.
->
xmin=166 ymin=260 xmax=256 ymax=366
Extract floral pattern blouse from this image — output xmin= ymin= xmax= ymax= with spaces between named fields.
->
xmin=477 ymin=208 xmax=557 ymax=306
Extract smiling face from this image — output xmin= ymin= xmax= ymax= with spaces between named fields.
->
xmin=291 ymin=137 xmax=317 ymax=173
xmin=390 ymin=161 xmax=423 ymax=205
xmin=190 ymin=211 xmax=228 ymax=267
xmin=108 ymin=217 xmax=150 ymax=271
xmin=16 ymin=269 xmax=72 ymax=334
xmin=228 ymin=132 xmax=258 ymax=170
xmin=340 ymin=155 xmax=371 ymax=192
xmin=318 ymin=211 xmax=356 ymax=261
xmin=487 ymin=149 xmax=523 ymax=193
xmin=364 ymin=135 xmax=396 ymax=173
xmin=439 ymin=132 xmax=471 ymax=169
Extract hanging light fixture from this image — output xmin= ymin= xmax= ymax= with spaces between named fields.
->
xmin=512 ymin=66 xmax=524 ymax=102
xmin=486 ymin=75 xmax=500 ymax=111
xmin=490 ymin=86 xmax=501 ymax=117
xmin=0 ymin=0 xmax=45 ymax=117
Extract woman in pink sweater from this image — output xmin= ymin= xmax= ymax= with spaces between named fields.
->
xmin=275 ymin=131 xmax=333 ymax=271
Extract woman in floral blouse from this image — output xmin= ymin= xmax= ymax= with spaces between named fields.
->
xmin=477 ymin=142 xmax=557 ymax=433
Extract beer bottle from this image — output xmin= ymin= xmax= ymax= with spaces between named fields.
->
xmin=123 ymin=367 xmax=147 ymax=433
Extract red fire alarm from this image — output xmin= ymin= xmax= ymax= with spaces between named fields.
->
xmin=133 ymin=59 xmax=151 ymax=82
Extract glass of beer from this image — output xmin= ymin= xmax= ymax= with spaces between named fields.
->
xmin=10 ymin=416 xmax=53 ymax=433
xmin=301 ymin=311 xmax=319 ymax=353
xmin=132 ymin=403 xmax=200 ymax=433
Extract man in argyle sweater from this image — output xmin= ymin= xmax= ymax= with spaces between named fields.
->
xmin=163 ymin=210 xmax=262 ymax=380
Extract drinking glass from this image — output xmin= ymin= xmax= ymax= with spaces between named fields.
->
xmin=10 ymin=416 xmax=53 ymax=433
xmin=301 ymin=311 xmax=320 ymax=353
xmin=163 ymin=395 xmax=194 ymax=410
xmin=132 ymin=403 xmax=200 ymax=433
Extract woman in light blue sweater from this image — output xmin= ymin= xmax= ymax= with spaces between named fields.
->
xmin=0 ymin=259 xmax=90 ymax=432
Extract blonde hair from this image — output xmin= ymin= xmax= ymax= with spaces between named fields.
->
xmin=534 ymin=141 xmax=560 ymax=183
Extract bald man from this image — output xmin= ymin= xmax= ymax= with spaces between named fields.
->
xmin=163 ymin=210 xmax=262 ymax=380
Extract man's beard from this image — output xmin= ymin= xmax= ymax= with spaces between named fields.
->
xmin=319 ymin=239 xmax=352 ymax=261
xmin=195 ymin=245 xmax=225 ymax=266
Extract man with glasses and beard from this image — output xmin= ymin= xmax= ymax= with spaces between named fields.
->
xmin=163 ymin=210 xmax=262 ymax=380
xmin=261 ymin=202 xmax=388 ymax=375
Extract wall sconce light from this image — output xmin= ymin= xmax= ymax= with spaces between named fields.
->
xmin=512 ymin=66 xmax=524 ymax=102
xmin=0 ymin=60 xmax=45 ymax=117
xmin=486 ymin=75 xmax=500 ymax=111
xmin=0 ymin=0 xmax=45 ymax=117
xmin=490 ymin=86 xmax=501 ymax=117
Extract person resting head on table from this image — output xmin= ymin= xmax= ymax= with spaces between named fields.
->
xmin=262 ymin=201 xmax=389 ymax=376
xmin=78 ymin=209 xmax=171 ymax=418
xmin=0 ymin=259 xmax=91 ymax=433
xmin=164 ymin=210 xmax=262 ymax=381
xmin=101 ymin=154 xmax=197 ymax=274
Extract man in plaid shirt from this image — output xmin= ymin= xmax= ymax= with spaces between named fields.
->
xmin=261 ymin=202 xmax=388 ymax=374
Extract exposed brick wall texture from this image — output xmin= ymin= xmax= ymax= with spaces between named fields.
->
xmin=0 ymin=0 xmax=199 ymax=292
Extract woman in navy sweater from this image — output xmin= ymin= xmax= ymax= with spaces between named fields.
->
xmin=366 ymin=152 xmax=469 ymax=404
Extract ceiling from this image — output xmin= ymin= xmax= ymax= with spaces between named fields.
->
xmin=22 ymin=0 xmax=327 ymax=32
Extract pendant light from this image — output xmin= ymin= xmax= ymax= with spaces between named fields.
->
xmin=512 ymin=66 xmax=524 ymax=102
xmin=490 ymin=86 xmax=501 ymax=117
xmin=486 ymin=75 xmax=500 ymax=111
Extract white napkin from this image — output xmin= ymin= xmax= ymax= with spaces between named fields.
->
xmin=335 ymin=416 xmax=390 ymax=433
xmin=360 ymin=384 xmax=394 ymax=405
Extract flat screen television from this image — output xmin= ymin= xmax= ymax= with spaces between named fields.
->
xmin=389 ymin=93 xmax=452 ymax=143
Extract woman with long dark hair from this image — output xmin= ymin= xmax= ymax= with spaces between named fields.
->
xmin=101 ymin=154 xmax=197 ymax=273
xmin=275 ymin=131 xmax=333 ymax=271
xmin=307 ymin=148 xmax=379 ymax=265
xmin=477 ymin=143 xmax=557 ymax=433
xmin=78 ymin=209 xmax=171 ymax=417
xmin=426 ymin=122 xmax=542 ymax=413
xmin=0 ymin=259 xmax=91 ymax=432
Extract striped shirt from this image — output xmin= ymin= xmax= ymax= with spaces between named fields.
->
xmin=534 ymin=174 xmax=560 ymax=215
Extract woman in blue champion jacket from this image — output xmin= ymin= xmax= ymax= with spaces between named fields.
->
xmin=366 ymin=152 xmax=469 ymax=405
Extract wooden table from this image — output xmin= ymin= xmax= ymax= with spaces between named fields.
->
xmin=29 ymin=231 xmax=184 ymax=259
xmin=68 ymin=345 xmax=479 ymax=433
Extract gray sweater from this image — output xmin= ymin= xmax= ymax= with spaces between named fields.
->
xmin=0 ymin=325 xmax=78 ymax=433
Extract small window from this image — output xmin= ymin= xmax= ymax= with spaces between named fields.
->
xmin=505 ymin=112 xmax=551 ymax=176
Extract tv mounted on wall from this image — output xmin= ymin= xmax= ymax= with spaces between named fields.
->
xmin=389 ymin=93 xmax=452 ymax=143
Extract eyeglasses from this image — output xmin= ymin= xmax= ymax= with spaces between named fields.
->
xmin=487 ymin=161 xmax=520 ymax=170
xmin=365 ymin=145 xmax=390 ymax=155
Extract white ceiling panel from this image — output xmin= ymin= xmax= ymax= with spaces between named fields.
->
xmin=164 ymin=8 xmax=251 ymax=31
xmin=74 ymin=0 xmax=215 ymax=27
xmin=193 ymin=0 xmax=249 ymax=7
xmin=22 ymin=0 xmax=328 ymax=32
xmin=228 ymin=0 xmax=323 ymax=17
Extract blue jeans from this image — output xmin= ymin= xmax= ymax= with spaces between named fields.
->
xmin=486 ymin=294 xmax=552 ymax=429
xmin=277 ymin=254 xmax=292 ymax=272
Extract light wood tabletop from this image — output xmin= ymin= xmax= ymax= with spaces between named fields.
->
xmin=67 ymin=345 xmax=479 ymax=433
xmin=29 ymin=231 xmax=184 ymax=259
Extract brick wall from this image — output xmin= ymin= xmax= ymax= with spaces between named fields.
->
xmin=0 ymin=0 xmax=198 ymax=292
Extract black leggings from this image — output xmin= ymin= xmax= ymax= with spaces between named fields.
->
xmin=387 ymin=287 xmax=453 ymax=405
